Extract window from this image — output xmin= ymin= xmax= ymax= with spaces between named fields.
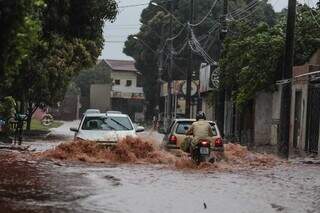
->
xmin=82 ymin=116 xmax=133 ymax=131
xmin=175 ymin=121 xmax=193 ymax=134
xmin=209 ymin=123 xmax=218 ymax=136
xmin=126 ymin=80 xmax=132 ymax=87
xmin=174 ymin=121 xmax=218 ymax=136
xmin=114 ymin=79 xmax=120 ymax=85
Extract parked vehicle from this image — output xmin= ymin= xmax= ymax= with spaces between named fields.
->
xmin=83 ymin=109 xmax=101 ymax=116
xmin=70 ymin=112 xmax=144 ymax=146
xmin=106 ymin=111 xmax=122 ymax=115
xmin=161 ymin=119 xmax=224 ymax=152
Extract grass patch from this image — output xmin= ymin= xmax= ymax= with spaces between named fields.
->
xmin=31 ymin=119 xmax=63 ymax=131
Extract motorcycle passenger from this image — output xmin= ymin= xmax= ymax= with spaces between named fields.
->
xmin=186 ymin=112 xmax=213 ymax=151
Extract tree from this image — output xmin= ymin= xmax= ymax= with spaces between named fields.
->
xmin=124 ymin=0 xmax=276 ymax=119
xmin=293 ymin=3 xmax=320 ymax=65
xmin=220 ymin=23 xmax=284 ymax=108
xmin=1 ymin=0 xmax=118 ymax=130
xmin=0 ymin=0 xmax=41 ymax=93
xmin=219 ymin=3 xmax=320 ymax=109
xmin=0 ymin=96 xmax=17 ymax=134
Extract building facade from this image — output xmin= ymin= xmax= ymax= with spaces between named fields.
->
xmin=103 ymin=59 xmax=145 ymax=122
xmin=220 ymin=50 xmax=320 ymax=156
xmin=287 ymin=50 xmax=320 ymax=156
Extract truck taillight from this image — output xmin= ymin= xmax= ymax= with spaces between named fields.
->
xmin=169 ymin=135 xmax=177 ymax=144
xmin=214 ymin=138 xmax=223 ymax=147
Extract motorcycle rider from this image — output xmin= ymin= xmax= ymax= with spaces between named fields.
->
xmin=186 ymin=112 xmax=213 ymax=151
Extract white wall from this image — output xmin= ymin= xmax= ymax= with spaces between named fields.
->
xmin=111 ymin=71 xmax=138 ymax=88
xmin=290 ymin=83 xmax=309 ymax=154
xmin=90 ymin=84 xmax=111 ymax=112
xmin=254 ymin=92 xmax=273 ymax=145
xmin=271 ymin=86 xmax=282 ymax=145
xmin=201 ymin=93 xmax=214 ymax=121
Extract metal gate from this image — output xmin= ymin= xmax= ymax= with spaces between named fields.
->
xmin=305 ymin=83 xmax=320 ymax=154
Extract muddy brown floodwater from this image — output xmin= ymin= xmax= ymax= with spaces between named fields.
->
xmin=1 ymin=138 xmax=320 ymax=213
xmin=35 ymin=138 xmax=281 ymax=171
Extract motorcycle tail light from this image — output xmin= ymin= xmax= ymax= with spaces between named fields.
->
xmin=169 ymin=135 xmax=177 ymax=144
xmin=200 ymin=140 xmax=209 ymax=146
xmin=214 ymin=138 xmax=223 ymax=147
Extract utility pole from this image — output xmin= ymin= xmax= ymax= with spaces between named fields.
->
xmin=195 ymin=1 xmax=201 ymax=114
xmin=167 ymin=0 xmax=174 ymax=122
xmin=215 ymin=0 xmax=228 ymax=136
xmin=279 ymin=0 xmax=297 ymax=158
xmin=155 ymin=49 xmax=163 ymax=119
xmin=186 ymin=0 xmax=194 ymax=118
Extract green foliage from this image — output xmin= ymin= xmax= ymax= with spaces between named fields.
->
xmin=0 ymin=97 xmax=17 ymax=119
xmin=220 ymin=3 xmax=320 ymax=109
xmin=12 ymin=36 xmax=96 ymax=107
xmin=0 ymin=0 xmax=43 ymax=91
xmin=293 ymin=4 xmax=320 ymax=65
xmin=43 ymin=0 xmax=118 ymax=50
xmin=124 ymin=0 xmax=276 ymax=118
xmin=0 ymin=96 xmax=17 ymax=133
xmin=0 ymin=0 xmax=118 ymax=118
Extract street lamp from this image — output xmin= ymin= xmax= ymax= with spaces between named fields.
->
xmin=150 ymin=2 xmax=183 ymax=26
xmin=133 ymin=36 xmax=157 ymax=54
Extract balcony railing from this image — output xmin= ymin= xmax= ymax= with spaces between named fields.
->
xmin=111 ymin=86 xmax=144 ymax=99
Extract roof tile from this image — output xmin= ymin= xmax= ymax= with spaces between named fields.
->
xmin=105 ymin=59 xmax=137 ymax=72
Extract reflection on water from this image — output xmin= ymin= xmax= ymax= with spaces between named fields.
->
xmin=1 ymin=150 xmax=320 ymax=213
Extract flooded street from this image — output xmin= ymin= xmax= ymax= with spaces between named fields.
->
xmin=1 ymin=153 xmax=320 ymax=213
xmin=1 ymin=123 xmax=320 ymax=213
xmin=2 ymin=0 xmax=320 ymax=212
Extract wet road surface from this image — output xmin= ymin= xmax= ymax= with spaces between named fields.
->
xmin=1 ymin=150 xmax=320 ymax=213
xmin=1 ymin=124 xmax=320 ymax=213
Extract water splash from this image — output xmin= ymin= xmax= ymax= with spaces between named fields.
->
xmin=35 ymin=138 xmax=281 ymax=171
xmin=36 ymin=137 xmax=176 ymax=164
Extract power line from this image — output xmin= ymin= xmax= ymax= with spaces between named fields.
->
xmin=166 ymin=25 xmax=187 ymax=41
xmin=105 ymin=24 xmax=141 ymax=27
xmin=189 ymin=26 xmax=217 ymax=65
xmin=172 ymin=38 xmax=189 ymax=55
xmin=118 ymin=0 xmax=177 ymax=9
xmin=305 ymin=0 xmax=320 ymax=28
xmin=190 ymin=0 xmax=219 ymax=27
xmin=105 ymin=40 xmax=126 ymax=43
xmin=229 ymin=1 xmax=262 ymax=22
xmin=228 ymin=0 xmax=259 ymax=18
xmin=161 ymin=25 xmax=188 ymax=52
xmin=118 ymin=3 xmax=149 ymax=9
xmin=104 ymin=27 xmax=140 ymax=30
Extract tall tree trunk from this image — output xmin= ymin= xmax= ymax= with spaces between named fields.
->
xmin=20 ymin=99 xmax=25 ymax=114
xmin=26 ymin=102 xmax=37 ymax=131
xmin=26 ymin=108 xmax=32 ymax=131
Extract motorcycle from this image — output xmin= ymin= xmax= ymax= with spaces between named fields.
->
xmin=190 ymin=138 xmax=214 ymax=165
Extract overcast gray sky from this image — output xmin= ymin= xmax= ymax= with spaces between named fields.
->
xmin=100 ymin=0 xmax=318 ymax=60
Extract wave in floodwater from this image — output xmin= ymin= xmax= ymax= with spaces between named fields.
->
xmin=35 ymin=137 xmax=176 ymax=165
xmin=35 ymin=137 xmax=282 ymax=171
